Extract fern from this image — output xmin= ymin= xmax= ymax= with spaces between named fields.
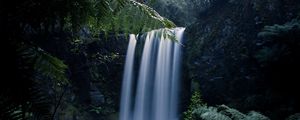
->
xmin=0 ymin=84 xmax=53 ymax=120
xmin=192 ymin=106 xmax=232 ymax=120
xmin=4 ymin=0 xmax=175 ymax=119
xmin=0 ymin=43 xmax=61 ymax=120
xmin=200 ymin=111 xmax=232 ymax=120
xmin=191 ymin=105 xmax=270 ymax=120
xmin=0 ymin=99 xmax=23 ymax=120
xmin=27 ymin=85 xmax=53 ymax=120
xmin=87 ymin=0 xmax=176 ymax=35
xmin=34 ymin=51 xmax=69 ymax=85
xmin=243 ymin=111 xmax=270 ymax=120
xmin=218 ymin=105 xmax=246 ymax=120
xmin=128 ymin=0 xmax=176 ymax=28
xmin=17 ymin=44 xmax=69 ymax=85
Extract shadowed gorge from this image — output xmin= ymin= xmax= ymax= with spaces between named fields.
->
xmin=1 ymin=0 xmax=300 ymax=120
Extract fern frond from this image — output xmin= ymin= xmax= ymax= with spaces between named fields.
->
xmin=7 ymin=82 xmax=53 ymax=120
xmin=0 ymin=98 xmax=23 ymax=120
xmin=34 ymin=51 xmax=69 ymax=85
xmin=87 ymin=0 xmax=176 ymax=35
xmin=28 ymin=86 xmax=53 ymax=120
xmin=17 ymin=43 xmax=69 ymax=85
xmin=128 ymin=0 xmax=176 ymax=28
xmin=1 ymin=44 xmax=55 ymax=120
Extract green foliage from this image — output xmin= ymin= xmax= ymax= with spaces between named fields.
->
xmin=286 ymin=113 xmax=300 ymax=120
xmin=129 ymin=0 xmax=176 ymax=28
xmin=183 ymin=91 xmax=270 ymax=120
xmin=56 ymin=103 xmax=94 ymax=120
xmin=89 ymin=105 xmax=115 ymax=116
xmin=200 ymin=111 xmax=232 ymax=120
xmin=17 ymin=43 xmax=69 ymax=85
xmin=0 ymin=82 xmax=53 ymax=120
xmin=89 ymin=105 xmax=104 ymax=114
xmin=0 ymin=43 xmax=69 ymax=120
xmin=183 ymin=90 xmax=204 ymax=120
xmin=218 ymin=105 xmax=246 ymax=120
xmin=143 ymin=28 xmax=182 ymax=44
xmin=254 ymin=47 xmax=275 ymax=64
xmin=3 ymin=0 xmax=176 ymax=119
xmin=255 ymin=19 xmax=300 ymax=65
xmin=35 ymin=52 xmax=68 ymax=85
xmin=244 ymin=111 xmax=270 ymax=120
xmin=189 ymin=91 xmax=204 ymax=108
xmin=5 ymin=0 xmax=175 ymax=36
xmin=91 ymin=0 xmax=176 ymax=35
xmin=189 ymin=104 xmax=270 ymax=120
xmin=258 ymin=19 xmax=300 ymax=38
xmin=193 ymin=106 xmax=232 ymax=120
xmin=0 ymin=102 xmax=23 ymax=120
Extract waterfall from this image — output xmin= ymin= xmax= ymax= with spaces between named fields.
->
xmin=120 ymin=28 xmax=185 ymax=120
xmin=120 ymin=34 xmax=137 ymax=120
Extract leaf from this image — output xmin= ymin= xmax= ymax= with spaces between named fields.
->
xmin=34 ymin=51 xmax=69 ymax=85
xmin=17 ymin=43 xmax=69 ymax=85
xmin=86 ymin=0 xmax=176 ymax=35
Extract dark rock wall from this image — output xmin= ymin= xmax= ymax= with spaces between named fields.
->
xmin=182 ymin=0 xmax=300 ymax=119
xmin=34 ymin=31 xmax=128 ymax=119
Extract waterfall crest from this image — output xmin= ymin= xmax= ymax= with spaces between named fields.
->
xmin=120 ymin=28 xmax=185 ymax=120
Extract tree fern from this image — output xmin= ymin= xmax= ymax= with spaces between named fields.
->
xmin=18 ymin=43 xmax=68 ymax=119
xmin=0 ymin=99 xmax=23 ymax=120
xmin=0 ymin=83 xmax=53 ymax=120
xmin=0 ymin=42 xmax=63 ymax=120
xmin=34 ymin=51 xmax=68 ymax=85
xmin=17 ymin=44 xmax=68 ymax=85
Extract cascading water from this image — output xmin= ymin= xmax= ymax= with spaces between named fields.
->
xmin=120 ymin=28 xmax=185 ymax=120
xmin=120 ymin=34 xmax=137 ymax=120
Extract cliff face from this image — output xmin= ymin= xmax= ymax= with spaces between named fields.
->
xmin=34 ymin=31 xmax=128 ymax=119
xmin=182 ymin=0 xmax=300 ymax=119
xmin=152 ymin=0 xmax=220 ymax=26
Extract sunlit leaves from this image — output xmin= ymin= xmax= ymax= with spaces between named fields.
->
xmin=86 ymin=0 xmax=176 ymax=35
